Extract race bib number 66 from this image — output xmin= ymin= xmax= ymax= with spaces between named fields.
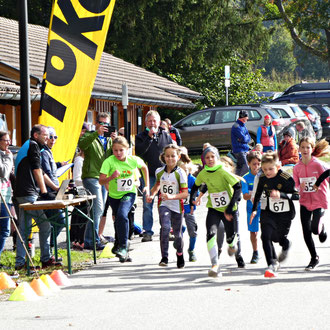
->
xmin=160 ymin=181 xmax=176 ymax=195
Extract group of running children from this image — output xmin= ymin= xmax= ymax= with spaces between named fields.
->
xmin=98 ymin=135 xmax=330 ymax=278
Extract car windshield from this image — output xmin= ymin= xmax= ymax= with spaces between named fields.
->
xmin=306 ymin=106 xmax=318 ymax=117
xmin=290 ymin=105 xmax=305 ymax=117
xmin=263 ymin=108 xmax=280 ymax=119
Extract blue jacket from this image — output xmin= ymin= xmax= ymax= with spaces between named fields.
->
xmin=231 ymin=120 xmax=251 ymax=153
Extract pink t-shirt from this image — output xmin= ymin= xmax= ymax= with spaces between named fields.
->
xmin=293 ymin=157 xmax=329 ymax=211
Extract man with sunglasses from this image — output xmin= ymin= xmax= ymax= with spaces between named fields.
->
xmin=41 ymin=127 xmax=68 ymax=246
xmin=78 ymin=112 xmax=116 ymax=250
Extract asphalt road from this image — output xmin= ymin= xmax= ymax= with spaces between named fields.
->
xmin=2 ymin=193 xmax=330 ymax=330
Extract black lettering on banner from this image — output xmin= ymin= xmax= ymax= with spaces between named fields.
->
xmin=79 ymin=0 xmax=110 ymax=14
xmin=40 ymin=92 xmax=67 ymax=122
xmin=52 ymin=0 xmax=105 ymax=60
xmin=46 ymin=39 xmax=77 ymax=87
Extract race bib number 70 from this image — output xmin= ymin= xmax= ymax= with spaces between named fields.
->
xmin=117 ymin=177 xmax=133 ymax=191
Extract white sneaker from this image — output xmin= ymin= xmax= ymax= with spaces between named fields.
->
xmin=227 ymin=234 xmax=238 ymax=257
xmin=264 ymin=262 xmax=279 ymax=278
xmin=208 ymin=265 xmax=221 ymax=278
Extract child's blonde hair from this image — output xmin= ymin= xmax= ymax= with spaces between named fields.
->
xmin=261 ymin=150 xmax=279 ymax=166
xmin=112 ymin=136 xmax=129 ymax=149
xmin=299 ymin=137 xmax=330 ymax=158
xmin=160 ymin=144 xmax=181 ymax=164
xmin=220 ymin=156 xmax=235 ymax=173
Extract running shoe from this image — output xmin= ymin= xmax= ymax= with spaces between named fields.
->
xmin=188 ymin=249 xmax=197 ymax=262
xmin=117 ymin=247 xmax=128 ymax=263
xmin=236 ymin=255 xmax=245 ymax=268
xmin=177 ymin=253 xmax=185 ymax=269
xmin=264 ymin=261 xmax=279 ymax=278
xmin=250 ymin=251 xmax=259 ymax=264
xmin=227 ymin=233 xmax=238 ymax=257
xmin=208 ymin=265 xmax=221 ymax=278
xmin=319 ymin=228 xmax=327 ymax=243
xmin=159 ymin=257 xmax=168 ymax=266
xmin=278 ymin=241 xmax=292 ymax=263
xmin=305 ymin=257 xmax=319 ymax=271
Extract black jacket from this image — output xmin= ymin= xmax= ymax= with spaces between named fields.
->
xmin=135 ymin=127 xmax=173 ymax=177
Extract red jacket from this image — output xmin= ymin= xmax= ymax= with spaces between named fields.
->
xmin=278 ymin=137 xmax=299 ymax=165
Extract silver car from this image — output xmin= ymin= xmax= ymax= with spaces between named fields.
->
xmin=173 ymin=105 xmax=286 ymax=152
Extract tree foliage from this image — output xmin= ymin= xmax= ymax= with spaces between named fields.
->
xmin=271 ymin=0 xmax=330 ymax=71
xmin=167 ymin=56 xmax=266 ymax=109
xmin=106 ymin=0 xmax=270 ymax=74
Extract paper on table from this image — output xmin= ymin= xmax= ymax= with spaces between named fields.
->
xmin=56 ymin=163 xmax=74 ymax=178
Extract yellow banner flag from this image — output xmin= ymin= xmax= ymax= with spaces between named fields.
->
xmin=38 ymin=0 xmax=116 ymax=163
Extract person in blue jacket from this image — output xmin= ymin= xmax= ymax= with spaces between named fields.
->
xmin=231 ymin=110 xmax=251 ymax=176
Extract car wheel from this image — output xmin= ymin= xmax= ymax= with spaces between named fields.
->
xmin=249 ymin=133 xmax=256 ymax=149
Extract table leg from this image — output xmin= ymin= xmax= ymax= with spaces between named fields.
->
xmin=91 ymin=214 xmax=96 ymax=264
xmin=65 ymin=207 xmax=72 ymax=274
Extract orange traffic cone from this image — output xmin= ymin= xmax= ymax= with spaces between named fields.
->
xmin=50 ymin=270 xmax=71 ymax=286
xmin=30 ymin=278 xmax=52 ymax=296
xmin=40 ymin=274 xmax=60 ymax=292
xmin=0 ymin=272 xmax=16 ymax=290
xmin=9 ymin=282 xmax=40 ymax=301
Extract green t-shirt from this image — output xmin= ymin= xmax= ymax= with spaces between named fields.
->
xmin=100 ymin=155 xmax=145 ymax=199
xmin=195 ymin=164 xmax=239 ymax=212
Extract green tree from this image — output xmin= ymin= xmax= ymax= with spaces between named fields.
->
xmin=106 ymin=0 xmax=270 ymax=74
xmin=167 ymin=55 xmax=266 ymax=110
xmin=263 ymin=24 xmax=297 ymax=75
xmin=272 ymin=0 xmax=330 ymax=71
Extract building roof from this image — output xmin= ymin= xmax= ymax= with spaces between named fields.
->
xmin=0 ymin=17 xmax=202 ymax=108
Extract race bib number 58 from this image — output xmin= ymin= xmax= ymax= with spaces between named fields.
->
xmin=210 ymin=191 xmax=230 ymax=208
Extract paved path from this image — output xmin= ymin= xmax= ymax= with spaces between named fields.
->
xmin=2 ymin=194 xmax=330 ymax=329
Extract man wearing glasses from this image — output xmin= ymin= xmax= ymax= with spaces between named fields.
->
xmin=78 ymin=112 xmax=116 ymax=250
xmin=41 ymin=127 xmax=68 ymax=246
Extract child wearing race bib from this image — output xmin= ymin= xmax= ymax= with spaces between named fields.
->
xmin=179 ymin=147 xmax=200 ymax=262
xmin=99 ymin=136 xmax=149 ymax=262
xmin=251 ymin=151 xmax=299 ymax=278
xmin=147 ymin=144 xmax=188 ymax=268
xmin=242 ymin=151 xmax=262 ymax=264
xmin=293 ymin=138 xmax=329 ymax=271
xmin=190 ymin=146 xmax=242 ymax=277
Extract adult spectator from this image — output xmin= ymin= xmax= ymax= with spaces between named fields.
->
xmin=78 ymin=112 xmax=115 ymax=250
xmin=231 ymin=110 xmax=251 ymax=176
xmin=15 ymin=124 xmax=61 ymax=269
xmin=135 ymin=110 xmax=173 ymax=242
xmin=256 ymin=114 xmax=277 ymax=152
xmin=164 ymin=118 xmax=182 ymax=146
xmin=278 ymin=129 xmax=299 ymax=166
xmin=0 ymin=131 xmax=13 ymax=268
xmin=295 ymin=121 xmax=316 ymax=143
xmin=41 ymin=127 xmax=67 ymax=244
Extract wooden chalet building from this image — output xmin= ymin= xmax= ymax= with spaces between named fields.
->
xmin=0 ymin=17 xmax=201 ymax=146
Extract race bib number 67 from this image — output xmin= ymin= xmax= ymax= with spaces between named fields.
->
xmin=269 ymin=198 xmax=290 ymax=213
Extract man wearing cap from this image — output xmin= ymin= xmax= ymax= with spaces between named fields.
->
xmin=256 ymin=115 xmax=277 ymax=152
xmin=231 ymin=110 xmax=251 ymax=176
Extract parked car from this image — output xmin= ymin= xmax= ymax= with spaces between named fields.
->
xmin=298 ymin=104 xmax=323 ymax=139
xmin=264 ymin=103 xmax=307 ymax=124
xmin=173 ymin=105 xmax=285 ymax=152
xmin=309 ymin=104 xmax=330 ymax=140
xmin=271 ymin=82 xmax=330 ymax=106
